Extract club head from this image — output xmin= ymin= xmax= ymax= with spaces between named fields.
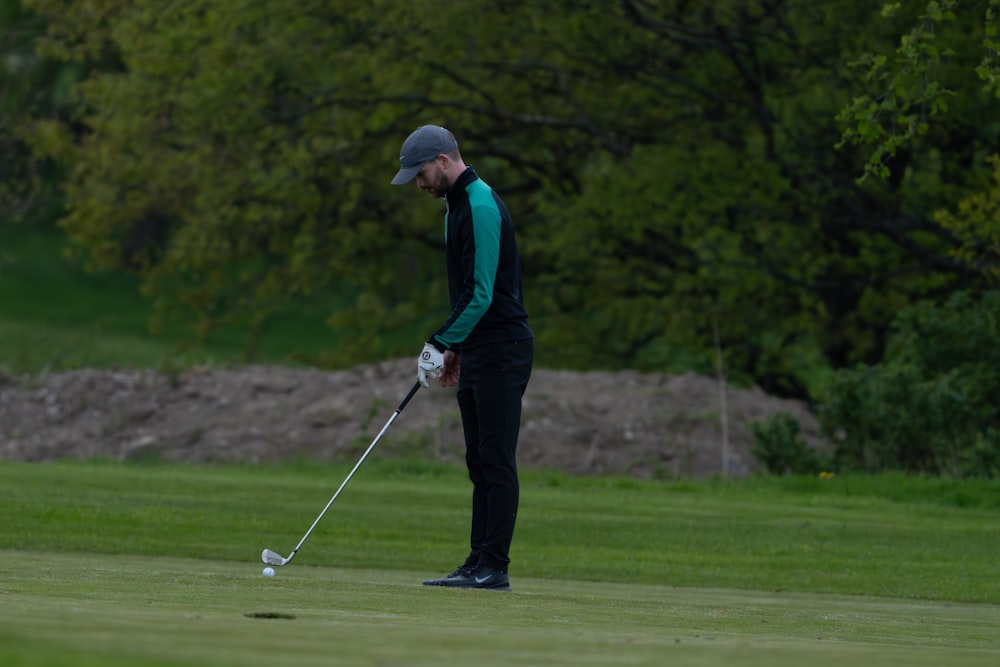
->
xmin=262 ymin=548 xmax=288 ymax=566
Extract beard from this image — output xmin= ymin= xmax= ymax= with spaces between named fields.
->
xmin=422 ymin=170 xmax=452 ymax=198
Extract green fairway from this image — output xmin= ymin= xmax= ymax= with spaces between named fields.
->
xmin=0 ymin=461 xmax=998 ymax=666
xmin=3 ymin=552 xmax=998 ymax=667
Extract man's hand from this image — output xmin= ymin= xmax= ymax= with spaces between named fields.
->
xmin=438 ymin=350 xmax=460 ymax=387
xmin=417 ymin=342 xmax=445 ymax=388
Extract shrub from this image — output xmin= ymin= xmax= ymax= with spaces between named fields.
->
xmin=817 ymin=291 xmax=1000 ymax=477
xmin=750 ymin=412 xmax=822 ymax=475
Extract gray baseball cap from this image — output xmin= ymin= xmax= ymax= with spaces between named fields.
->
xmin=390 ymin=125 xmax=459 ymax=185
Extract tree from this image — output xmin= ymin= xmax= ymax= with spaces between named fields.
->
xmin=22 ymin=0 xmax=998 ymax=396
xmin=24 ymin=0 xmax=440 ymax=357
xmin=837 ymin=1 xmax=1000 ymax=178
xmin=0 ymin=0 xmax=75 ymax=228
xmin=835 ymin=0 xmax=1000 ymax=282
xmin=820 ymin=1 xmax=1000 ymax=475
xmin=533 ymin=0 xmax=994 ymax=395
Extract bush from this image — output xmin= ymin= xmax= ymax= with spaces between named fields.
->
xmin=817 ymin=291 xmax=1000 ymax=478
xmin=750 ymin=412 xmax=822 ymax=475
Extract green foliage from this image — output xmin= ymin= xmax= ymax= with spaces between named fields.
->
xmin=836 ymin=0 xmax=964 ymax=180
xmin=977 ymin=0 xmax=1000 ymax=93
xmin=11 ymin=0 xmax=997 ymax=394
xmin=538 ymin=139 xmax=831 ymax=392
xmin=21 ymin=0 xmax=440 ymax=360
xmin=835 ymin=2 xmax=1000 ymax=294
xmin=935 ymin=154 xmax=1000 ymax=281
xmin=0 ymin=0 xmax=77 ymax=227
xmin=0 ymin=224 xmax=340 ymax=373
xmin=750 ymin=412 xmax=823 ymax=475
xmin=819 ymin=291 xmax=1000 ymax=477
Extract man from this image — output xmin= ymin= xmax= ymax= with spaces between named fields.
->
xmin=391 ymin=125 xmax=534 ymax=592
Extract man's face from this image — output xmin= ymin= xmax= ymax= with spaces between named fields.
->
xmin=414 ymin=157 xmax=450 ymax=197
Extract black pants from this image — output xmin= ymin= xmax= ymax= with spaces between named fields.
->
xmin=457 ymin=338 xmax=533 ymax=573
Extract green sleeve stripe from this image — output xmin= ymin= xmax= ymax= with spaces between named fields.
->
xmin=443 ymin=183 xmax=500 ymax=344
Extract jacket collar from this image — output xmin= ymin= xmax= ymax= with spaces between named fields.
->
xmin=444 ymin=167 xmax=478 ymax=203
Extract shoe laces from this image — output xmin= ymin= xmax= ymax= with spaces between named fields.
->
xmin=448 ymin=565 xmax=476 ymax=578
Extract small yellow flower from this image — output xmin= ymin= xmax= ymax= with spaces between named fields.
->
xmin=819 ymin=471 xmax=836 ymax=479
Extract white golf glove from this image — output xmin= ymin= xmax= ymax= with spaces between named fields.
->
xmin=417 ymin=342 xmax=445 ymax=388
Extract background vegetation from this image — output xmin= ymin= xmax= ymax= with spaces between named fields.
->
xmin=3 ymin=0 xmax=1000 ymax=476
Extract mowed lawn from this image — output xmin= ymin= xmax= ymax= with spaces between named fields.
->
xmin=1 ymin=461 xmax=998 ymax=667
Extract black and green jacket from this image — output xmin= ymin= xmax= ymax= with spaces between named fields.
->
xmin=428 ymin=167 xmax=533 ymax=353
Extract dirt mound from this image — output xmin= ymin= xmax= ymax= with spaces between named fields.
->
xmin=0 ymin=360 xmax=820 ymax=477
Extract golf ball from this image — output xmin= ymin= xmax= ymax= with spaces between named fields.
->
xmin=262 ymin=567 xmax=275 ymax=577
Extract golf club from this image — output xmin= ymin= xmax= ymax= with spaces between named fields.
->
xmin=261 ymin=381 xmax=421 ymax=567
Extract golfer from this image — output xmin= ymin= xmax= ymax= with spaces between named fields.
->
xmin=391 ymin=125 xmax=534 ymax=591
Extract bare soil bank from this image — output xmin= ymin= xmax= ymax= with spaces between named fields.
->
xmin=0 ymin=359 xmax=820 ymax=477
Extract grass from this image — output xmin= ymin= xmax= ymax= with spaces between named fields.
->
xmin=3 ymin=553 xmax=996 ymax=667
xmin=0 ymin=460 xmax=998 ymax=666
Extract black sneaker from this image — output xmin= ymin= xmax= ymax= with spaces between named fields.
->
xmin=428 ymin=565 xmax=511 ymax=591
xmin=422 ymin=564 xmax=476 ymax=587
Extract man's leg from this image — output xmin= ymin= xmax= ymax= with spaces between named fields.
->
xmin=425 ymin=340 xmax=531 ymax=589
xmin=457 ymin=384 xmax=487 ymax=566
xmin=463 ymin=340 xmax=533 ymax=572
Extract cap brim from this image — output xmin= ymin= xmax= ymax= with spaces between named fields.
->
xmin=390 ymin=164 xmax=423 ymax=185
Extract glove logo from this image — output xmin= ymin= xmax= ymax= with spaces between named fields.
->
xmin=421 ymin=351 xmax=432 ymax=361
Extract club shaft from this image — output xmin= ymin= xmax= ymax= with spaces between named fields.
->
xmin=284 ymin=381 xmax=421 ymax=562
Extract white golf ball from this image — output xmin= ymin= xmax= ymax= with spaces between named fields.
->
xmin=262 ymin=567 xmax=275 ymax=577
